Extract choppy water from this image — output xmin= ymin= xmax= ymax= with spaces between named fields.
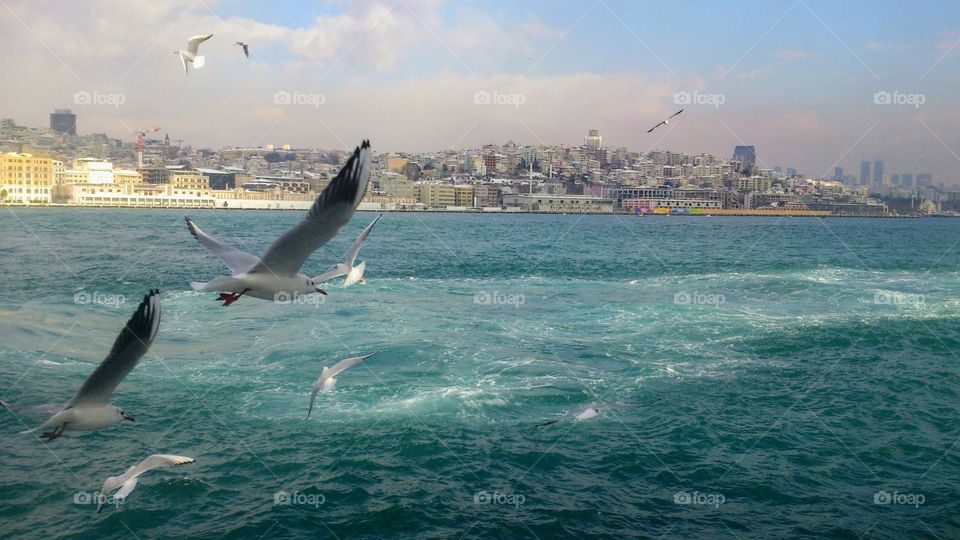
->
xmin=1 ymin=209 xmax=959 ymax=539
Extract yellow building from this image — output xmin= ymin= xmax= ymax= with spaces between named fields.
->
xmin=0 ymin=152 xmax=54 ymax=205
xmin=387 ymin=156 xmax=409 ymax=174
xmin=454 ymin=185 xmax=475 ymax=207
xmin=416 ymin=183 xmax=456 ymax=207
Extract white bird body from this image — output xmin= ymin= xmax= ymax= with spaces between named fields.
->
xmin=574 ymin=407 xmax=600 ymax=421
xmin=21 ymin=290 xmax=161 ymax=440
xmin=307 ymin=353 xmax=375 ymax=419
xmin=187 ymin=141 xmax=372 ymax=306
xmin=313 ymin=214 xmax=382 ymax=287
xmin=96 ymin=454 xmax=195 ymax=513
xmin=191 ymin=272 xmax=318 ymax=301
xmin=175 ymin=34 xmax=213 ymax=74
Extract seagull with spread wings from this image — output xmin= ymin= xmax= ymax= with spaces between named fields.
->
xmin=186 ymin=141 xmax=372 ymax=306
xmin=175 ymin=34 xmax=213 ymax=75
xmin=307 ymin=353 xmax=375 ymax=419
xmin=647 ymin=109 xmax=684 ymax=133
xmin=234 ymin=41 xmax=249 ymax=58
xmin=96 ymin=454 xmax=195 ymax=513
xmin=534 ymin=399 xmax=662 ymax=428
xmin=313 ymin=214 xmax=382 ymax=287
xmin=20 ymin=290 xmax=161 ymax=440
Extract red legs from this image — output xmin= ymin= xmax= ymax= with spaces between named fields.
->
xmin=217 ymin=289 xmax=250 ymax=307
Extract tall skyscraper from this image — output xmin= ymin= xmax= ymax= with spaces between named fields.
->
xmin=584 ymin=129 xmax=602 ymax=150
xmin=901 ymin=173 xmax=913 ymax=187
xmin=917 ymin=173 xmax=933 ymax=187
xmin=733 ymin=146 xmax=756 ymax=174
xmin=891 ymin=174 xmax=900 ymax=185
xmin=49 ymin=108 xmax=76 ymax=135
xmin=787 ymin=168 xmax=798 ymax=177
xmin=834 ymin=167 xmax=844 ymax=180
xmin=860 ymin=161 xmax=871 ymax=185
xmin=873 ymin=160 xmax=884 ymax=185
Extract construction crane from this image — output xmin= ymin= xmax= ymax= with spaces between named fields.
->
xmin=135 ymin=127 xmax=162 ymax=167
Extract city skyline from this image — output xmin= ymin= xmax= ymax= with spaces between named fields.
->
xmin=1 ymin=1 xmax=958 ymax=183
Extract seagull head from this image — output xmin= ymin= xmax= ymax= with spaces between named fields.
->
xmin=114 ymin=406 xmax=134 ymax=422
xmin=307 ymin=278 xmax=327 ymax=295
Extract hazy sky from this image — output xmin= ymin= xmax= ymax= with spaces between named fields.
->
xmin=1 ymin=0 xmax=959 ymax=182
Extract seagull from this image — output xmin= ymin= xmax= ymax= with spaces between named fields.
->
xmin=307 ymin=353 xmax=375 ymax=419
xmin=186 ymin=141 xmax=372 ymax=306
xmin=234 ymin=41 xmax=249 ymax=58
xmin=312 ymin=214 xmax=382 ymax=287
xmin=21 ymin=290 xmax=161 ymax=440
xmin=647 ymin=109 xmax=684 ymax=133
xmin=534 ymin=399 xmax=661 ymax=428
xmin=96 ymin=454 xmax=195 ymax=513
xmin=175 ymin=34 xmax=213 ymax=75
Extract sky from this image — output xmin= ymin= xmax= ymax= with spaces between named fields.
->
xmin=1 ymin=0 xmax=959 ymax=182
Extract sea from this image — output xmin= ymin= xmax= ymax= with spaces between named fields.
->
xmin=0 ymin=208 xmax=958 ymax=539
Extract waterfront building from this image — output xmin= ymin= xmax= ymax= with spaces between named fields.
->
xmin=0 ymin=152 xmax=55 ymax=204
xmin=502 ymin=194 xmax=614 ymax=213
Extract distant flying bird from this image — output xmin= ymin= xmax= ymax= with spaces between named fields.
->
xmin=20 ymin=290 xmax=161 ymax=440
xmin=313 ymin=214 xmax=382 ymax=287
xmin=307 ymin=353 xmax=376 ymax=419
xmin=175 ymin=34 xmax=213 ymax=74
xmin=647 ymin=109 xmax=684 ymax=133
xmin=96 ymin=454 xmax=195 ymax=513
xmin=234 ymin=41 xmax=249 ymax=58
xmin=534 ymin=399 xmax=662 ymax=428
xmin=186 ymin=141 xmax=372 ymax=306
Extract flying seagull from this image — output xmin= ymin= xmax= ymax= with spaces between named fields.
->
xmin=534 ymin=399 xmax=662 ymax=428
xmin=21 ymin=290 xmax=161 ymax=440
xmin=647 ymin=109 xmax=684 ymax=133
xmin=175 ymin=34 xmax=213 ymax=75
xmin=313 ymin=214 xmax=382 ymax=287
xmin=96 ymin=454 xmax=195 ymax=513
xmin=307 ymin=353 xmax=375 ymax=419
xmin=186 ymin=140 xmax=372 ymax=306
xmin=234 ymin=41 xmax=249 ymax=58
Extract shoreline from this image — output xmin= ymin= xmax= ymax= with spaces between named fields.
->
xmin=0 ymin=203 xmax=922 ymax=217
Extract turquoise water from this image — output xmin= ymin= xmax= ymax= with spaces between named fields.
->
xmin=1 ymin=209 xmax=959 ymax=539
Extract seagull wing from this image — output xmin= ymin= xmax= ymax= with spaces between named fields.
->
xmin=242 ymin=44 xmax=249 ymax=57
xmin=66 ymin=290 xmax=161 ymax=407
xmin=668 ymin=109 xmax=684 ymax=119
xmin=312 ymin=266 xmax=347 ymax=283
xmin=344 ymin=214 xmax=382 ymax=267
xmin=647 ymin=121 xmax=666 ymax=133
xmin=185 ymin=217 xmax=261 ymax=275
xmin=186 ymin=34 xmax=213 ymax=55
xmin=252 ymin=141 xmax=372 ymax=276
xmin=307 ymin=380 xmax=323 ymax=419
xmin=179 ymin=53 xmax=188 ymax=74
xmin=113 ymin=477 xmax=139 ymax=500
xmin=128 ymin=454 xmax=195 ymax=480
xmin=326 ymin=353 xmax=375 ymax=379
